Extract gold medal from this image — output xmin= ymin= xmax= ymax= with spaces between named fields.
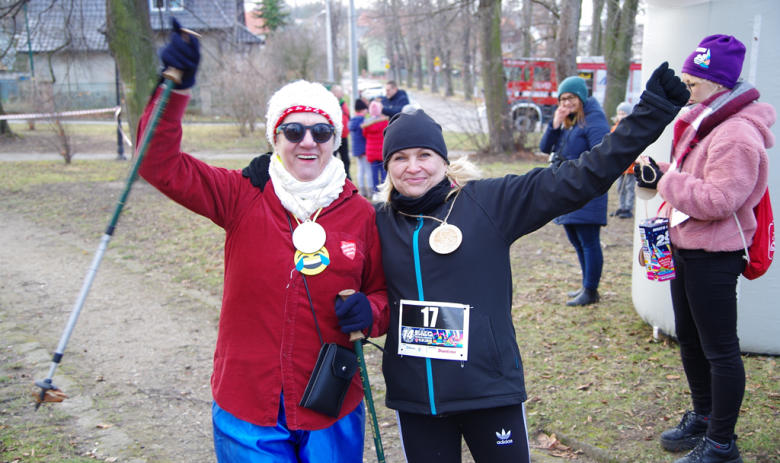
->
xmin=293 ymin=221 xmax=327 ymax=254
xmin=429 ymin=223 xmax=463 ymax=254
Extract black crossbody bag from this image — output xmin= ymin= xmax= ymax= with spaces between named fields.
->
xmin=287 ymin=214 xmax=358 ymax=418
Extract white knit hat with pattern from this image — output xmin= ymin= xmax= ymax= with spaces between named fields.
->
xmin=265 ymin=80 xmax=343 ymax=151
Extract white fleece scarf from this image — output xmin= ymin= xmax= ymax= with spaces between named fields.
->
xmin=269 ymin=154 xmax=347 ymax=222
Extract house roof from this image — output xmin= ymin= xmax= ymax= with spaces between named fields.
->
xmin=20 ymin=0 xmax=110 ymax=52
xmin=17 ymin=0 xmax=262 ymax=53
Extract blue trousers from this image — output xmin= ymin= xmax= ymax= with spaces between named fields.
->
xmin=563 ymin=224 xmax=603 ymax=290
xmin=370 ymin=161 xmax=387 ymax=193
xmin=212 ymin=396 xmax=365 ymax=463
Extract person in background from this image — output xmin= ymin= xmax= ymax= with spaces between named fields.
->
xmin=610 ymin=102 xmax=637 ymax=219
xmin=380 ymin=80 xmax=410 ymax=118
xmin=330 ymin=85 xmax=351 ymax=180
xmin=362 ymin=101 xmax=389 ymax=201
xmin=539 ymin=76 xmax=611 ymax=306
xmin=140 ymin=20 xmax=389 ymax=462
xmin=349 ymin=98 xmax=371 ymax=197
xmin=373 ymin=63 xmax=689 ymax=463
xmin=636 ymin=35 xmax=774 ymax=463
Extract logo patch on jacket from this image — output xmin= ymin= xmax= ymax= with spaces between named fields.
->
xmin=341 ymin=241 xmax=356 ymax=260
xmin=496 ymin=429 xmax=513 ymax=445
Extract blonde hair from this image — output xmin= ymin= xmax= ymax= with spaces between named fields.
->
xmin=377 ymin=155 xmax=483 ymax=204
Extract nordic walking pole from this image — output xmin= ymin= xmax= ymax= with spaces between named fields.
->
xmin=339 ymin=290 xmax=386 ymax=463
xmin=33 ymin=30 xmax=201 ymax=411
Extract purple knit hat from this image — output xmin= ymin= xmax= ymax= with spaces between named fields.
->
xmin=682 ymin=35 xmax=746 ymax=88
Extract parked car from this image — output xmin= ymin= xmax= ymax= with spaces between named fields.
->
xmin=359 ymin=81 xmax=385 ymax=101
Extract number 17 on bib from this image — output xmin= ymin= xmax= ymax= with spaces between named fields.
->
xmin=398 ymin=300 xmax=470 ymax=361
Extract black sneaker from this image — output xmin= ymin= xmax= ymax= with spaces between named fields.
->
xmin=661 ymin=411 xmax=710 ymax=452
xmin=672 ymin=437 xmax=743 ymax=463
xmin=610 ymin=209 xmax=625 ymax=217
xmin=618 ymin=210 xmax=633 ymax=219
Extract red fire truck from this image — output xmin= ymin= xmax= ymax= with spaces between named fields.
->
xmin=503 ymin=57 xmax=642 ymax=131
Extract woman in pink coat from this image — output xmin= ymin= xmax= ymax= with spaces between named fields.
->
xmin=636 ymin=35 xmax=775 ymax=463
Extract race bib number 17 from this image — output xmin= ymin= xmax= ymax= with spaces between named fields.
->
xmin=398 ymin=299 xmax=470 ymax=361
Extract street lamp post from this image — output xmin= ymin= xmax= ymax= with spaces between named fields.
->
xmin=348 ymin=0 xmax=358 ymax=116
xmin=325 ymin=0 xmax=334 ymax=82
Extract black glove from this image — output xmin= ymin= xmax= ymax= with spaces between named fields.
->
xmin=334 ymin=292 xmax=373 ymax=334
xmin=634 ymin=157 xmax=663 ymax=189
xmin=645 ymin=62 xmax=690 ymax=108
xmin=160 ymin=18 xmax=200 ymax=89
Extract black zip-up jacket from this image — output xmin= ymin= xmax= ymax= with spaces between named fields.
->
xmin=375 ymin=91 xmax=680 ymax=416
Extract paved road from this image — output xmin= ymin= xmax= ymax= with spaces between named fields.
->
xmin=409 ymin=91 xmax=486 ymax=134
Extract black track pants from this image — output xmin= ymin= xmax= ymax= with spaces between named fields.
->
xmin=335 ymin=139 xmax=351 ymax=180
xmin=670 ymin=249 xmax=746 ymax=444
xmin=397 ymin=403 xmax=530 ymax=463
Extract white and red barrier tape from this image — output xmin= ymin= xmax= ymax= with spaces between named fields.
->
xmin=0 ymin=106 xmax=133 ymax=147
xmin=0 ymin=106 xmax=120 ymax=120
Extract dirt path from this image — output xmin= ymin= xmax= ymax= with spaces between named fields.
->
xmin=1 ymin=210 xmax=219 ymax=462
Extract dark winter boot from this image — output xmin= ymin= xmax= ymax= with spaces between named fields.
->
xmin=566 ymin=288 xmax=599 ymax=306
xmin=672 ymin=437 xmax=743 ymax=463
xmin=610 ymin=209 xmax=625 ymax=217
xmin=661 ymin=411 xmax=710 ymax=452
xmin=567 ymin=287 xmax=584 ymax=298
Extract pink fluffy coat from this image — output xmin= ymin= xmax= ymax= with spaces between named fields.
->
xmin=657 ymin=102 xmax=775 ymax=252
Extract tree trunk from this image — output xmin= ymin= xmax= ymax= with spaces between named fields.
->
xmin=589 ymin=0 xmax=605 ymax=56
xmin=415 ymin=41 xmax=424 ymax=90
xmin=443 ymin=49 xmax=453 ymax=97
xmin=603 ymin=0 xmax=638 ymax=120
xmin=428 ymin=46 xmax=438 ymax=93
xmin=555 ymin=0 xmax=582 ymax=85
xmin=478 ymin=0 xmax=514 ymax=153
xmin=521 ymin=0 xmax=533 ymax=56
xmin=0 ymin=86 xmax=15 ymax=138
xmin=461 ymin=2 xmax=473 ymax=101
xmin=106 ymin=0 xmax=159 ymax=145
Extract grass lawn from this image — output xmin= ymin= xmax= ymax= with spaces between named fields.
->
xmin=0 ymin=158 xmax=777 ymax=463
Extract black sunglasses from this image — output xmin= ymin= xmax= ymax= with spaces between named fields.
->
xmin=276 ymin=123 xmax=335 ymax=144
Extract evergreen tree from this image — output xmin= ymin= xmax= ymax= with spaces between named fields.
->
xmin=253 ymin=0 xmax=291 ymax=33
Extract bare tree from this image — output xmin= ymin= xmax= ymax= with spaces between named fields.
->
xmin=478 ymin=0 xmax=514 ymax=153
xmin=589 ymin=0 xmax=604 ymax=56
xmin=216 ymin=55 xmax=271 ymax=137
xmin=603 ymin=0 xmax=638 ymax=119
xmin=460 ymin=0 xmax=474 ymax=100
xmin=521 ymin=0 xmax=534 ymax=56
xmin=265 ymin=23 xmax=326 ymax=82
xmin=106 ymin=0 xmax=158 ymax=144
xmin=554 ymin=0 xmax=581 ymax=84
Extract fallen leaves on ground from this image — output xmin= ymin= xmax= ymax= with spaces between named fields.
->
xmin=532 ymin=433 xmax=583 ymax=459
xmin=30 ymin=386 xmax=68 ymax=403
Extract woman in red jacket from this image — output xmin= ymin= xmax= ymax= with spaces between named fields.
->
xmin=362 ymin=101 xmax=389 ymax=201
xmin=139 ymin=21 xmax=388 ymax=463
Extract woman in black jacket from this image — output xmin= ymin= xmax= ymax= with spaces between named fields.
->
xmin=373 ymin=63 xmax=689 ymax=463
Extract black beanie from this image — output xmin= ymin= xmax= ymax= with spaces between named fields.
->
xmin=382 ymin=109 xmax=449 ymax=169
xmin=354 ymin=98 xmax=368 ymax=111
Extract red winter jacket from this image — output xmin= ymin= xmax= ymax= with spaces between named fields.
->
xmin=138 ymin=89 xmax=389 ymax=430
xmin=363 ymin=119 xmax=388 ymax=163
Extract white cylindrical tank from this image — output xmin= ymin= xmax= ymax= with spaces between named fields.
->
xmin=633 ymin=0 xmax=780 ymax=354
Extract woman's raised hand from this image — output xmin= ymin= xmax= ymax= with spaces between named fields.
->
xmin=552 ymin=105 xmax=570 ymax=129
